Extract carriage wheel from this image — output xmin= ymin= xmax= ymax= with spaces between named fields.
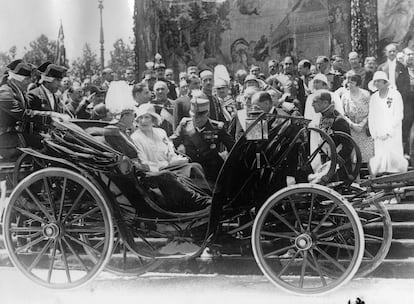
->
xmin=331 ymin=131 xmax=362 ymax=184
xmin=82 ymin=224 xmax=162 ymax=276
xmin=296 ymin=127 xmax=338 ymax=184
xmin=3 ymin=168 xmax=113 ymax=289
xmin=12 ymin=153 xmax=44 ymax=187
xmin=333 ymin=183 xmax=392 ymax=278
xmin=252 ymin=184 xmax=364 ymax=295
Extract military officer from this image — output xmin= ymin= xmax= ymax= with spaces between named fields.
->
xmin=171 ymin=91 xmax=234 ymax=182
xmin=0 ymin=60 xmax=33 ymax=160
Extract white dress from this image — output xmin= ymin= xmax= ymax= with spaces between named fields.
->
xmin=368 ymin=88 xmax=408 ymax=175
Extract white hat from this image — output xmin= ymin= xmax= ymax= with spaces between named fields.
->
xmin=200 ymin=70 xmax=213 ymax=79
xmin=312 ymin=73 xmax=329 ymax=85
xmin=135 ymin=103 xmax=161 ymax=126
xmin=368 ymin=71 xmax=389 ymax=92
xmin=105 ymin=81 xmax=135 ymax=116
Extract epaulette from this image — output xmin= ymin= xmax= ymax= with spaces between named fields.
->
xmin=209 ymin=119 xmax=224 ymax=129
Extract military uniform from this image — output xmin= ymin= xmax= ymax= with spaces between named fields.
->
xmin=171 ymin=117 xmax=234 ymax=181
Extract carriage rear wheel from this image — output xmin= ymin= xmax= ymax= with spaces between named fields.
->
xmin=3 ymin=168 xmax=113 ymax=289
xmin=252 ymin=184 xmax=364 ymax=295
xmin=332 ymin=183 xmax=392 ymax=278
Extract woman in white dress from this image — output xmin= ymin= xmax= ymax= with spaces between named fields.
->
xmin=368 ymin=71 xmax=408 ymax=176
xmin=131 ymin=103 xmax=211 ymax=192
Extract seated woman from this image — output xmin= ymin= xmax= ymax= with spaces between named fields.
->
xmin=104 ymin=81 xmax=210 ymax=212
xmin=131 ymin=103 xmax=211 ymax=193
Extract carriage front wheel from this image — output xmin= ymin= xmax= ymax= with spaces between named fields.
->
xmin=3 ymin=168 xmax=114 ymax=289
xmin=252 ymin=184 xmax=364 ymax=295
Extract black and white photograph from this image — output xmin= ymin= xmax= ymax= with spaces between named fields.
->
xmin=0 ymin=0 xmax=414 ymax=303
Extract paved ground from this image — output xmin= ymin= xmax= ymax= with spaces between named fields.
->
xmin=0 ymin=267 xmax=413 ymax=304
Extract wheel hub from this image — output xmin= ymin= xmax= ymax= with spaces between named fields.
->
xmin=295 ymin=233 xmax=312 ymax=250
xmin=42 ymin=223 xmax=61 ymax=239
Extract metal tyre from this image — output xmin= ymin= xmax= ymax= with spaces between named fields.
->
xmin=4 ymin=168 xmax=113 ymax=289
xmin=252 ymin=184 xmax=364 ymax=295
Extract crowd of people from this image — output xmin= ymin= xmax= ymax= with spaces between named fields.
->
xmin=0 ymin=42 xmax=412 ymax=195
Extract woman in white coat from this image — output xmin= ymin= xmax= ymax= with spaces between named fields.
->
xmin=368 ymin=71 xmax=408 ymax=176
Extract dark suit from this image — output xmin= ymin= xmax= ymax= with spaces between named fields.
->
xmin=0 ymin=80 xmax=27 ymax=160
xmin=26 ymin=85 xmax=65 ymax=147
xmin=377 ymin=60 xmax=411 ymax=151
xmin=173 ymin=95 xmax=191 ymax=129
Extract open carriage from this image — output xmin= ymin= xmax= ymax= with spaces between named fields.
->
xmin=0 ymin=113 xmax=393 ymax=295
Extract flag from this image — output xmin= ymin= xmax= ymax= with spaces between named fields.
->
xmin=55 ymin=21 xmax=66 ymax=66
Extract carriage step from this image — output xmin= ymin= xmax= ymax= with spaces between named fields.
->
xmin=387 ymin=204 xmax=414 ymax=222
xmin=387 ymin=239 xmax=414 ymax=259
xmin=389 ymin=222 xmax=414 ymax=239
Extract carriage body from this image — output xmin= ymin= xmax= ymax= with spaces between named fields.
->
xmin=0 ymin=114 xmax=389 ymax=294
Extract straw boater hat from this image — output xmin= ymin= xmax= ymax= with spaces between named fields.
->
xmin=135 ymin=103 xmax=161 ymax=125
xmin=368 ymin=71 xmax=389 ymax=92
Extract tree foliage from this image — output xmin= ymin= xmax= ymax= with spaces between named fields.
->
xmin=108 ymin=38 xmax=135 ymax=79
xmin=23 ymin=34 xmax=56 ymax=67
xmin=0 ymin=46 xmax=17 ymax=74
xmin=70 ymin=43 xmax=101 ymax=80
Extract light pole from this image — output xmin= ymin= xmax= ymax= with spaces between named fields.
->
xmin=98 ymin=0 xmax=105 ymax=70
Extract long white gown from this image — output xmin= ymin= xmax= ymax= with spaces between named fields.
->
xmin=368 ymin=87 xmax=408 ymax=175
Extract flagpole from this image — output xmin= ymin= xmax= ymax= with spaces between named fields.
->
xmin=98 ymin=0 xmax=105 ymax=70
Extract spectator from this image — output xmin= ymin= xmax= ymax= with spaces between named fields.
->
xmin=200 ymin=70 xmax=225 ymax=122
xmin=267 ymin=59 xmax=279 ymax=77
xmin=151 ymin=81 xmax=175 ymax=136
xmin=362 ymin=56 xmax=377 ymax=91
xmin=125 ymin=67 xmax=136 ymax=86
xmin=155 ymin=63 xmax=177 ymax=100
xmin=377 ymin=43 xmax=411 ymax=153
xmin=341 ymin=74 xmax=374 ymax=164
xmin=368 ymin=71 xmax=408 ymax=176
xmin=132 ymin=82 xmax=151 ymax=106
xmin=348 ymin=51 xmax=366 ymax=85
xmin=100 ymin=67 xmax=114 ymax=91
xmin=173 ymin=75 xmax=201 ymax=128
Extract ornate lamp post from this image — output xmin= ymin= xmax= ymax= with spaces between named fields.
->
xmin=98 ymin=0 xmax=105 ymax=70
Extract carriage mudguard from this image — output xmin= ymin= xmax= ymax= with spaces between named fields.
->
xmin=17 ymin=147 xmax=87 ymax=175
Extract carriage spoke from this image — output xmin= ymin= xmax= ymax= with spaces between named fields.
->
xmin=312 ymin=204 xmax=337 ymax=234
xmin=62 ymin=236 xmax=89 ymax=272
xmin=364 ymin=234 xmax=384 ymax=243
xmin=43 ymin=177 xmax=56 ymax=220
xmin=363 ymin=248 xmax=375 ymax=259
xmin=299 ymin=250 xmax=308 ymax=288
xmin=307 ymin=193 xmax=315 ymax=232
xmin=306 ymin=140 xmax=328 ymax=165
xmin=309 ymin=249 xmax=327 ymax=286
xmin=67 ymin=207 xmax=101 ymax=226
xmin=269 ymin=210 xmax=300 ymax=235
xmin=65 ymin=227 xmax=106 ymax=234
xmin=261 ymin=231 xmax=296 ymax=240
xmin=264 ymin=244 xmax=296 ymax=258
xmin=25 ymin=188 xmax=54 ymax=222
xmin=9 ymin=227 xmax=43 ymax=233
xmin=314 ymin=245 xmax=346 ymax=272
xmin=64 ymin=233 xmax=101 ymax=255
xmin=63 ymin=188 xmax=86 ymax=222
xmin=317 ymin=222 xmax=353 ymax=238
xmin=58 ymin=177 xmax=67 ymax=221
xmin=316 ymin=240 xmax=355 ymax=251
xmin=15 ymin=235 xmax=46 ymax=254
xmin=27 ymin=239 xmax=53 ymax=272
xmin=288 ymin=197 xmax=304 ymax=232
xmin=277 ymin=249 xmax=300 ymax=277
xmin=59 ymin=239 xmax=72 ymax=283
xmin=12 ymin=206 xmax=47 ymax=224
xmin=47 ymin=240 xmax=58 ymax=283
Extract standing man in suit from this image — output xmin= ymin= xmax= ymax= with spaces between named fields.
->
xmin=377 ymin=43 xmax=411 ymax=154
xmin=26 ymin=62 xmax=69 ymax=147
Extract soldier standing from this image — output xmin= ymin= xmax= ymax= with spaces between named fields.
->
xmin=171 ymin=91 xmax=234 ymax=182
